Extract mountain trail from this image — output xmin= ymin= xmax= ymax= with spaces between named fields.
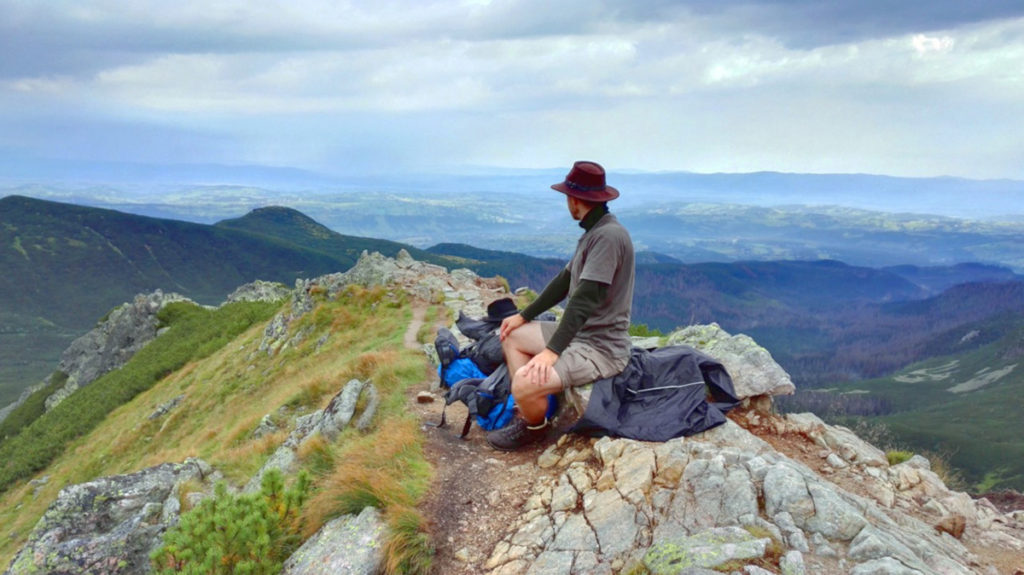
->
xmin=403 ymin=301 xmax=567 ymax=574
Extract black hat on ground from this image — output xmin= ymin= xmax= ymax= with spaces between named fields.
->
xmin=484 ymin=298 xmax=518 ymax=323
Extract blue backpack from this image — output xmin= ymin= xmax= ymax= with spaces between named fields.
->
xmin=434 ymin=327 xmax=485 ymax=388
xmin=432 ymin=325 xmax=557 ymax=438
xmin=437 ymin=357 xmax=486 ymax=388
xmin=446 ymin=365 xmax=517 ymax=435
xmin=440 ymin=365 xmax=558 ymax=438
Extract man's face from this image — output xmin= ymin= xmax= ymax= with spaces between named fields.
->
xmin=566 ymin=196 xmax=585 ymax=221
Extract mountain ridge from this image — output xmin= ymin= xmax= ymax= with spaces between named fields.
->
xmin=1 ymin=252 xmax=1022 ymax=574
xmin=4 ymin=196 xmax=1024 ymax=494
xmin=9 ymin=177 xmax=1024 ymax=272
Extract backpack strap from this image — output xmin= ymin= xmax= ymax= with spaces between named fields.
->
xmin=428 ymin=399 xmax=474 ymax=439
xmin=427 ymin=402 xmax=449 ymax=429
xmin=429 ymin=377 xmax=485 ymax=438
xmin=458 ymin=411 xmax=473 ymax=439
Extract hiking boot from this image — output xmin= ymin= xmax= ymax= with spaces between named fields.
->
xmin=486 ymin=417 xmax=549 ymax=451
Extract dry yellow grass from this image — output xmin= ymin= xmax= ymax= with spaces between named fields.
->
xmin=0 ymin=289 xmax=429 ymax=568
xmin=302 ymin=416 xmax=430 ymax=535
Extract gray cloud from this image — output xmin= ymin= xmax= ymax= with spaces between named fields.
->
xmin=633 ymin=0 xmax=1024 ymax=47
xmin=1 ymin=0 xmax=1022 ymax=179
xmin=6 ymin=1 xmax=1022 ymax=78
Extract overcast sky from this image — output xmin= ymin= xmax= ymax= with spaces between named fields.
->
xmin=2 ymin=0 xmax=1023 ymax=180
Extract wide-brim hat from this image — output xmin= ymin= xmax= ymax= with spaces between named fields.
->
xmin=551 ymin=161 xmax=619 ymax=202
xmin=483 ymin=297 xmax=518 ymax=323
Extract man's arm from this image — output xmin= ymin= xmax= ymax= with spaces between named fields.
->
xmin=520 ymin=268 xmax=571 ymax=321
xmin=544 ymin=279 xmax=607 ymax=355
xmin=500 ymin=268 xmax=571 ymax=342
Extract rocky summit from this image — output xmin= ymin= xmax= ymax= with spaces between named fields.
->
xmin=5 ymin=250 xmax=1024 ymax=575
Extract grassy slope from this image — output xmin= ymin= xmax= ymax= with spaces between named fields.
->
xmin=0 ymin=285 xmax=441 ymax=570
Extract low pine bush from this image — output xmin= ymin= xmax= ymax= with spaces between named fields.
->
xmin=151 ymin=469 xmax=310 ymax=574
xmin=0 ymin=372 xmax=67 ymax=443
xmin=629 ymin=323 xmax=664 ymax=337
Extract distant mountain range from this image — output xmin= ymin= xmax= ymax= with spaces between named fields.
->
xmin=8 ymin=173 xmax=1023 ymax=273
xmin=4 ymin=164 xmax=1024 ymax=219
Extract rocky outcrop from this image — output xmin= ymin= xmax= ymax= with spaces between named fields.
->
xmin=44 ymin=290 xmax=192 ymax=411
xmin=668 ymin=322 xmax=797 ymax=399
xmin=481 ymin=416 xmax=1023 ymax=574
xmin=1 ymin=281 xmax=289 ymax=423
xmin=245 ymin=378 xmax=379 ymax=493
xmin=225 ymin=279 xmax=291 ymax=303
xmin=5 ymin=458 xmax=219 ymax=575
xmin=0 ymin=290 xmax=193 ymax=423
xmin=257 ymin=249 xmax=506 ymax=356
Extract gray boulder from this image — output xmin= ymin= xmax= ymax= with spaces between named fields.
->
xmin=225 ymin=279 xmax=291 ymax=303
xmin=667 ymin=323 xmax=796 ymax=399
xmin=281 ymin=507 xmax=389 ymax=575
xmin=5 ymin=458 xmax=217 ymax=575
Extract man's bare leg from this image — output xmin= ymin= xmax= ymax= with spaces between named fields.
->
xmin=501 ymin=321 xmax=546 ymax=374
xmin=501 ymin=322 xmax=561 ymax=423
xmin=511 ymin=370 xmax=562 ymax=423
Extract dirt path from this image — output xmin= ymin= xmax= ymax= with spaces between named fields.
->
xmin=403 ymin=302 xmax=556 ymax=574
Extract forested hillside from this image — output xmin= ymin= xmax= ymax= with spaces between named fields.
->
xmin=780 ymin=314 xmax=1024 ymax=491
xmin=0 ymin=196 xmax=453 ymax=405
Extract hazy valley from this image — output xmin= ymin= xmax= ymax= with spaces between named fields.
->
xmin=7 ymin=169 xmax=1024 ymax=272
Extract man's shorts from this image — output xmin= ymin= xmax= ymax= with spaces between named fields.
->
xmin=539 ymin=321 xmax=628 ymax=390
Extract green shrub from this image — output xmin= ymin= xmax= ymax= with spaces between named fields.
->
xmin=151 ymin=469 xmax=310 ymax=574
xmin=886 ymin=450 xmax=914 ymax=466
xmin=0 ymin=372 xmax=67 ymax=443
xmin=629 ymin=323 xmax=664 ymax=337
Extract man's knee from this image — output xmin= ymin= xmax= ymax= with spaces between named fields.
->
xmin=510 ymin=365 xmax=563 ymax=400
xmin=503 ymin=322 xmax=546 ymax=355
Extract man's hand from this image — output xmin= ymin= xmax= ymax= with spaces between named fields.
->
xmin=499 ymin=313 xmax=527 ymax=341
xmin=522 ymin=348 xmax=559 ymax=387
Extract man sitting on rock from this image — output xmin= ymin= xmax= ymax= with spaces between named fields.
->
xmin=487 ymin=161 xmax=635 ymax=450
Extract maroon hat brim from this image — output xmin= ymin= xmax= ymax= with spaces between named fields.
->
xmin=551 ymin=182 xmax=620 ymax=202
